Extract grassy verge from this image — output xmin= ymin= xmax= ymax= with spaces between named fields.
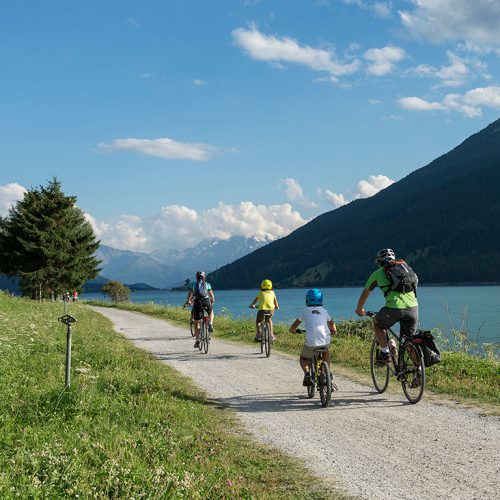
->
xmin=0 ymin=293 xmax=349 ymax=499
xmin=87 ymin=301 xmax=500 ymax=407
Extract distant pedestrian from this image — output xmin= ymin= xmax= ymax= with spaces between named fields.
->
xmin=72 ymin=290 xmax=78 ymax=302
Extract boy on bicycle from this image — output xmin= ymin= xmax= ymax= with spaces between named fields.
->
xmin=249 ymin=279 xmax=279 ymax=343
xmin=289 ymin=288 xmax=337 ymax=386
xmin=184 ymin=271 xmax=215 ymax=348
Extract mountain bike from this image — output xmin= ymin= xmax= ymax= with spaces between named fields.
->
xmin=259 ymin=312 xmax=272 ymax=357
xmin=296 ymin=330 xmax=337 ymax=407
xmin=366 ymin=311 xmax=425 ymax=404
xmin=198 ymin=308 xmax=211 ymax=354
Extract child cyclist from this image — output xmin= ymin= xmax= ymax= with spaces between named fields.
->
xmin=249 ymin=279 xmax=279 ymax=343
xmin=289 ymin=289 xmax=337 ymax=386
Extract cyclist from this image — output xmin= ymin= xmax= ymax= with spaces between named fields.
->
xmin=289 ymin=288 xmax=337 ymax=386
xmin=249 ymin=279 xmax=279 ymax=343
xmin=184 ymin=271 xmax=215 ymax=348
xmin=355 ymin=248 xmax=419 ymax=365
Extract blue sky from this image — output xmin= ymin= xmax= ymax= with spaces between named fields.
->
xmin=1 ymin=0 xmax=499 ymax=252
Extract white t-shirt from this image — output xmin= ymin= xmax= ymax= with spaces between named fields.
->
xmin=301 ymin=306 xmax=332 ymax=347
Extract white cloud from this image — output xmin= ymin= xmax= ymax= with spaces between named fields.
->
xmin=399 ymin=86 xmax=500 ymax=117
xmin=97 ymin=137 xmax=219 ymax=161
xmin=280 ymin=178 xmax=317 ymax=208
xmin=325 ymin=175 xmax=395 ymax=207
xmin=434 ymin=52 xmax=469 ymax=87
xmin=86 ymin=202 xmax=308 ymax=252
xmin=232 ymin=25 xmax=360 ymax=80
xmin=0 ymin=183 xmax=27 ymax=216
xmin=191 ymin=79 xmax=207 ymax=86
xmin=364 ymin=46 xmax=406 ymax=76
xmin=339 ymin=0 xmax=392 ymax=18
xmin=400 ymin=0 xmax=500 ymax=48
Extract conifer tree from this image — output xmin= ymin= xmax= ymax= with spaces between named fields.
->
xmin=0 ymin=178 xmax=100 ymax=298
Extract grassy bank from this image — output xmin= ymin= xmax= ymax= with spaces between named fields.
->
xmin=0 ymin=293 xmax=347 ymax=499
xmin=87 ymin=301 xmax=500 ymax=407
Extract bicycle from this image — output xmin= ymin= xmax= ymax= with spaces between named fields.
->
xmin=250 ymin=306 xmax=273 ymax=357
xmin=296 ymin=329 xmax=337 ymax=407
xmin=366 ymin=311 xmax=426 ymax=404
xmin=183 ymin=302 xmax=196 ymax=337
xmin=198 ymin=307 xmax=211 ymax=354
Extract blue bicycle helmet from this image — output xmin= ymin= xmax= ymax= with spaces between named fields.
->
xmin=305 ymin=288 xmax=323 ymax=306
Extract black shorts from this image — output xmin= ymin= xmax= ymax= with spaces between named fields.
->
xmin=375 ymin=306 xmax=419 ymax=337
xmin=192 ymin=297 xmax=212 ymax=320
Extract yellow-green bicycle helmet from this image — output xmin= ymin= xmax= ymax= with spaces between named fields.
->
xmin=260 ymin=279 xmax=273 ymax=290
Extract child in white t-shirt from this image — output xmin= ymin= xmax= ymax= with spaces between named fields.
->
xmin=289 ymin=288 xmax=337 ymax=386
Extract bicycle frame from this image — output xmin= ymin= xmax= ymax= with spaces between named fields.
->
xmin=260 ymin=313 xmax=272 ymax=357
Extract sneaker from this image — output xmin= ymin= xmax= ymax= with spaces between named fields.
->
xmin=194 ymin=340 xmax=200 ymax=348
xmin=303 ymin=373 xmax=313 ymax=386
xmin=376 ymin=351 xmax=391 ymax=365
xmin=410 ymin=369 xmax=422 ymax=388
xmin=208 ymin=323 xmax=214 ymax=333
xmin=271 ymin=334 xmax=276 ymax=343
xmin=254 ymin=334 xmax=262 ymax=343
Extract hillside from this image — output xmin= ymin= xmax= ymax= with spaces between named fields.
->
xmin=209 ymin=118 xmax=500 ymax=289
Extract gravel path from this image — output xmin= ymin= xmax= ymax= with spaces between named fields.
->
xmin=91 ymin=306 xmax=500 ymax=500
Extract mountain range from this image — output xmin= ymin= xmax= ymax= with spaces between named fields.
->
xmin=208 ymin=117 xmax=500 ymax=289
xmin=95 ymin=235 xmax=275 ymax=289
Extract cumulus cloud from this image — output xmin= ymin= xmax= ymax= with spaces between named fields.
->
xmin=0 ymin=183 xmax=27 ymax=216
xmin=364 ymin=46 xmax=406 ymax=76
xmin=338 ymin=0 xmax=392 ymax=18
xmin=280 ymin=178 xmax=317 ymax=208
xmin=325 ymin=175 xmax=395 ymax=208
xmin=399 ymin=86 xmax=500 ymax=117
xmin=97 ymin=137 xmax=219 ymax=161
xmin=400 ymin=0 xmax=500 ymax=48
xmin=191 ymin=79 xmax=207 ymax=86
xmin=232 ymin=25 xmax=360 ymax=81
xmin=85 ymin=202 xmax=308 ymax=252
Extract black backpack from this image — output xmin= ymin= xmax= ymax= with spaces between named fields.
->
xmin=193 ymin=280 xmax=208 ymax=298
xmin=414 ymin=330 xmax=441 ymax=367
xmin=383 ymin=259 xmax=418 ymax=296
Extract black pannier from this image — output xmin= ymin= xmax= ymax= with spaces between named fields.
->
xmin=414 ymin=330 xmax=441 ymax=367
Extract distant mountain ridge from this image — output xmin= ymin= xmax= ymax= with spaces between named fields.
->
xmin=96 ymin=235 xmax=275 ymax=288
xmin=209 ymin=118 xmax=500 ymax=289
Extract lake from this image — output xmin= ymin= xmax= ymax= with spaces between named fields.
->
xmin=82 ymin=285 xmax=500 ymax=346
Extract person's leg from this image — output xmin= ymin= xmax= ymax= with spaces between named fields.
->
xmin=300 ymin=356 xmax=310 ymax=373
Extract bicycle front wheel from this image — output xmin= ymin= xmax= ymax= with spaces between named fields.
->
xmin=190 ymin=321 xmax=195 ymax=337
xmin=318 ymin=361 xmax=332 ymax=408
xmin=198 ymin=323 xmax=204 ymax=352
xmin=264 ymin=323 xmax=271 ymax=358
xmin=204 ymin=322 xmax=210 ymax=354
xmin=370 ymin=338 xmax=390 ymax=393
xmin=260 ymin=325 xmax=264 ymax=354
xmin=400 ymin=342 xmax=425 ymax=404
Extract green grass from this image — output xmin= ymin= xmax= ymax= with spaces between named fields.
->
xmin=87 ymin=300 xmax=500 ymax=407
xmin=0 ymin=293 xmax=349 ymax=499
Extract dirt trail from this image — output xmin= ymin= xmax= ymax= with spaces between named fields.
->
xmin=91 ymin=306 xmax=500 ymax=500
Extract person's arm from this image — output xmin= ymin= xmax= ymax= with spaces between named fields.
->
xmin=185 ymin=290 xmax=193 ymax=306
xmin=209 ymin=289 xmax=215 ymax=304
xmin=249 ymin=295 xmax=259 ymax=308
xmin=289 ymin=318 xmax=302 ymax=333
xmin=327 ymin=320 xmax=337 ymax=334
xmin=355 ymin=288 xmax=372 ymax=316
xmin=274 ymin=295 xmax=279 ymax=310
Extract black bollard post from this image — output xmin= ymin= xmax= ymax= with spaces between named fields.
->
xmin=58 ymin=314 xmax=77 ymax=388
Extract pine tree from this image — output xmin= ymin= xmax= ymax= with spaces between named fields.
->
xmin=0 ymin=178 xmax=101 ymax=299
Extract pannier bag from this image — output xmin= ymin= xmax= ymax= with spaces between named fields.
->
xmin=413 ymin=330 xmax=441 ymax=367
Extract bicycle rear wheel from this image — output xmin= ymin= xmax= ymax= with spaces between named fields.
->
xmin=318 ymin=361 xmax=332 ymax=408
xmin=198 ymin=323 xmax=204 ymax=352
xmin=307 ymin=364 xmax=315 ymax=398
xmin=260 ymin=325 xmax=264 ymax=354
xmin=370 ymin=337 xmax=390 ymax=393
xmin=190 ymin=320 xmax=195 ymax=337
xmin=400 ymin=342 xmax=425 ymax=403
xmin=264 ymin=323 xmax=271 ymax=358
xmin=204 ymin=321 xmax=210 ymax=354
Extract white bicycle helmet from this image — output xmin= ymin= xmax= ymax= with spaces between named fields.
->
xmin=375 ymin=248 xmax=396 ymax=265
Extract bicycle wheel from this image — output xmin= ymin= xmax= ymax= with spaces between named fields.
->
xmin=190 ymin=320 xmax=195 ymax=337
xmin=318 ymin=361 xmax=332 ymax=408
xmin=264 ymin=323 xmax=271 ymax=358
xmin=307 ymin=364 xmax=315 ymax=398
xmin=204 ymin=321 xmax=209 ymax=354
xmin=370 ymin=337 xmax=390 ymax=393
xmin=400 ymin=342 xmax=425 ymax=404
xmin=260 ymin=325 xmax=264 ymax=354
xmin=198 ymin=323 xmax=204 ymax=352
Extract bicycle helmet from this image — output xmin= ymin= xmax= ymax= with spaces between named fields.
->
xmin=375 ymin=248 xmax=395 ymax=265
xmin=305 ymin=288 xmax=323 ymax=306
xmin=260 ymin=279 xmax=272 ymax=290
xmin=196 ymin=271 xmax=206 ymax=280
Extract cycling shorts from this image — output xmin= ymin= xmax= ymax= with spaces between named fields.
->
xmin=375 ymin=306 xmax=418 ymax=337
xmin=300 ymin=344 xmax=330 ymax=360
xmin=256 ymin=309 xmax=274 ymax=322
xmin=192 ymin=297 xmax=212 ymax=321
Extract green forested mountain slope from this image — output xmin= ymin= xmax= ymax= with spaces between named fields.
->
xmin=209 ymin=118 xmax=500 ymax=289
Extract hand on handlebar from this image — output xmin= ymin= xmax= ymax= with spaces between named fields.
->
xmin=249 ymin=304 xmax=256 ymax=309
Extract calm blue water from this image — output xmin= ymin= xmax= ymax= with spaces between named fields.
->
xmin=82 ymin=286 xmax=500 ymax=345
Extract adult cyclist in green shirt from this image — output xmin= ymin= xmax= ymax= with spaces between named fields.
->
xmin=355 ymin=248 xmax=418 ymax=365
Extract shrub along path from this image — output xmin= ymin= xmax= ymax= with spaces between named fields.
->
xmin=92 ymin=306 xmax=500 ymax=500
